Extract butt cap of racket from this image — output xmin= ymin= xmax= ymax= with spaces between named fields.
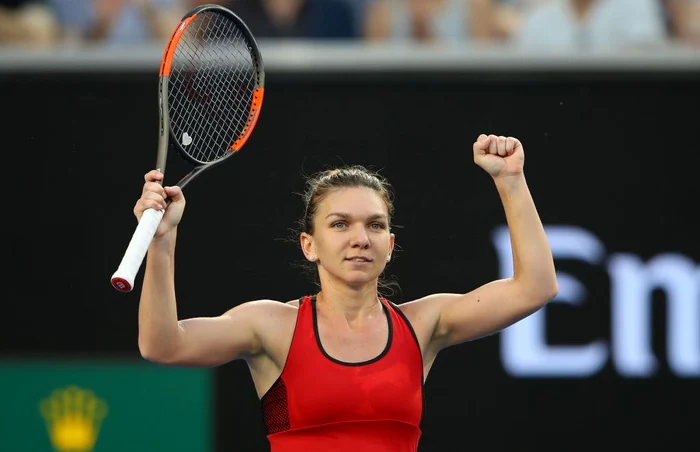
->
xmin=111 ymin=208 xmax=164 ymax=293
xmin=111 ymin=275 xmax=133 ymax=292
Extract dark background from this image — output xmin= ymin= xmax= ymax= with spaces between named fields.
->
xmin=2 ymin=65 xmax=698 ymax=451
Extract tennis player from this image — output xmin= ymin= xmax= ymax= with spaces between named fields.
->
xmin=135 ymin=133 xmax=558 ymax=451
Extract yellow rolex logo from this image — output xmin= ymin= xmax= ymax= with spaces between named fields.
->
xmin=39 ymin=386 xmax=108 ymax=452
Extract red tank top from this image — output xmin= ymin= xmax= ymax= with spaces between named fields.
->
xmin=261 ymin=295 xmax=424 ymax=451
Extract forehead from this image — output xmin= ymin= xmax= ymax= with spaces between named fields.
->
xmin=316 ymin=187 xmax=388 ymax=217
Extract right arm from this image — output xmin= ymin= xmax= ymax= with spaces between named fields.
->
xmin=136 ymin=170 xmax=269 ymax=367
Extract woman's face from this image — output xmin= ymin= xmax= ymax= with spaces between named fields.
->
xmin=302 ymin=187 xmax=395 ymax=288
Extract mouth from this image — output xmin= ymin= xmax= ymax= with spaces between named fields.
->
xmin=345 ymin=257 xmax=373 ymax=263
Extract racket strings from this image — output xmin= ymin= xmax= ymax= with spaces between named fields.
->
xmin=168 ymin=11 xmax=259 ymax=164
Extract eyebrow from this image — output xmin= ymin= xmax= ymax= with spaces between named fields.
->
xmin=325 ymin=212 xmax=388 ymax=221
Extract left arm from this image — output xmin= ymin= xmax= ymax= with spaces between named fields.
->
xmin=410 ymin=135 xmax=558 ymax=351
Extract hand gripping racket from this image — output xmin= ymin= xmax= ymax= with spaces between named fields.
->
xmin=111 ymin=4 xmax=265 ymax=292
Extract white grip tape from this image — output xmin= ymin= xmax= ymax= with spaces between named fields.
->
xmin=111 ymin=208 xmax=165 ymax=292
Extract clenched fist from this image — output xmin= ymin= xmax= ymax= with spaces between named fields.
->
xmin=473 ymin=134 xmax=524 ymax=179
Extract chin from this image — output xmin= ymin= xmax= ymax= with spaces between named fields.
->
xmin=321 ymin=264 xmax=382 ymax=287
xmin=342 ymin=271 xmax=380 ymax=286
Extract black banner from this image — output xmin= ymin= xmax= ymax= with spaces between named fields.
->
xmin=3 ymin=67 xmax=698 ymax=452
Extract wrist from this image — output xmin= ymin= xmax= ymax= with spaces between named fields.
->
xmin=151 ymin=230 xmax=177 ymax=252
xmin=493 ymin=173 xmax=526 ymax=191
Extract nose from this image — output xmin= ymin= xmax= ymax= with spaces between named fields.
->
xmin=350 ymin=224 xmax=370 ymax=249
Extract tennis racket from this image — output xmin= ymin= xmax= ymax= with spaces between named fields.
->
xmin=111 ymin=4 xmax=265 ymax=292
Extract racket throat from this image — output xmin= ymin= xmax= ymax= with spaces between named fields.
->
xmin=177 ymin=164 xmax=217 ymax=189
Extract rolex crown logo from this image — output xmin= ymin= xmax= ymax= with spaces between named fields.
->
xmin=39 ymin=386 xmax=108 ymax=452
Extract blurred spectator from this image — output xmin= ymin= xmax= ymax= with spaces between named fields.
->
xmin=50 ymin=0 xmax=186 ymax=45
xmin=663 ymin=0 xmax=700 ymax=46
xmin=346 ymin=0 xmax=374 ymax=30
xmin=227 ymin=0 xmax=357 ymax=39
xmin=488 ymin=0 xmax=551 ymax=41
xmin=514 ymin=0 xmax=668 ymax=52
xmin=363 ymin=0 xmax=499 ymax=43
xmin=0 ymin=0 xmax=59 ymax=46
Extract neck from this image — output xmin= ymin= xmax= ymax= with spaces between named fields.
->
xmin=316 ymin=281 xmax=381 ymax=323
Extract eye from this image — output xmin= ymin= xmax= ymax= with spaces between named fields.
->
xmin=331 ymin=221 xmax=347 ymax=229
xmin=369 ymin=222 xmax=386 ymax=230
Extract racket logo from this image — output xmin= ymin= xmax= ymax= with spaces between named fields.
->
xmin=111 ymin=277 xmax=130 ymax=292
xmin=182 ymin=132 xmax=193 ymax=146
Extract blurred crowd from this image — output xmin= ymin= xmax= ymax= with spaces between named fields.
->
xmin=0 ymin=0 xmax=698 ymax=51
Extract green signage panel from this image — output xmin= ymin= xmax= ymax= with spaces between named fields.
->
xmin=0 ymin=359 xmax=212 ymax=452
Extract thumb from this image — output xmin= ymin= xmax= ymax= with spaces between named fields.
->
xmin=164 ymin=185 xmax=183 ymax=202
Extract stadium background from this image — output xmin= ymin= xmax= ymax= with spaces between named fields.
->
xmin=1 ymin=28 xmax=699 ymax=452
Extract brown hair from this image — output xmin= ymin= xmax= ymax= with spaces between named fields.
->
xmin=294 ymin=165 xmax=400 ymax=297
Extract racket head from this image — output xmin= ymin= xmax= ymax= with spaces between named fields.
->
xmin=159 ymin=4 xmax=265 ymax=175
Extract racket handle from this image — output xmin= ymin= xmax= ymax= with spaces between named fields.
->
xmin=111 ymin=208 xmax=165 ymax=292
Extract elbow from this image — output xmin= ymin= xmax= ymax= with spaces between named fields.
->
xmin=515 ymin=262 xmax=558 ymax=307
xmin=523 ymin=277 xmax=558 ymax=308
xmin=138 ymin=341 xmax=162 ymax=364
xmin=535 ymin=264 xmax=559 ymax=305
xmin=543 ymin=285 xmax=558 ymax=304
xmin=538 ymin=278 xmax=559 ymax=306
xmin=138 ymin=323 xmax=186 ymax=364
xmin=138 ymin=339 xmax=179 ymax=365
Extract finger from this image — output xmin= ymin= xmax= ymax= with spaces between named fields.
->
xmin=134 ymin=194 xmax=165 ymax=216
xmin=144 ymin=191 xmax=166 ymax=207
xmin=144 ymin=169 xmax=164 ymax=183
xmin=505 ymin=137 xmax=515 ymax=155
xmin=473 ymin=134 xmax=490 ymax=150
xmin=513 ymin=138 xmax=522 ymax=153
xmin=488 ymin=135 xmax=499 ymax=155
xmin=142 ymin=181 xmax=166 ymax=197
xmin=497 ymin=136 xmax=507 ymax=156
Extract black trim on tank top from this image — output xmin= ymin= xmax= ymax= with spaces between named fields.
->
xmin=259 ymin=296 xmax=306 ymax=403
xmin=386 ymin=300 xmax=423 ymax=360
xmin=387 ymin=300 xmax=427 ymax=429
xmin=311 ymin=294 xmax=393 ymax=366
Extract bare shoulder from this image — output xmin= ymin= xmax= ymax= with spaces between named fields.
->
xmin=396 ymin=293 xmax=454 ymax=321
xmin=395 ymin=294 xmax=459 ymax=356
xmin=228 ymin=298 xmax=299 ymax=322
xmin=395 ymin=294 xmax=457 ymax=334
xmin=285 ymin=299 xmax=301 ymax=308
xmin=238 ymin=298 xmax=300 ymax=368
xmin=227 ymin=298 xmax=300 ymax=352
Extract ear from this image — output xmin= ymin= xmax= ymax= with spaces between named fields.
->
xmin=388 ymin=232 xmax=396 ymax=262
xmin=300 ymin=232 xmax=316 ymax=262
